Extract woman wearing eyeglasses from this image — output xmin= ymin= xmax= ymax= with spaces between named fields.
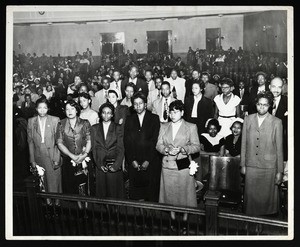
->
xmin=241 ymin=91 xmax=283 ymax=216
xmin=214 ymin=78 xmax=241 ymax=138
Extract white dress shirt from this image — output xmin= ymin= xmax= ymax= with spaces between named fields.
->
xmin=102 ymin=121 xmax=111 ymax=140
xmin=191 ymin=94 xmax=202 ymax=118
xmin=109 ymin=80 xmax=122 ymax=99
xmin=129 ymin=77 xmax=137 ymax=85
xmin=257 ymin=85 xmax=266 ymax=94
xmin=137 ymin=110 xmax=146 ymax=127
xmin=172 ymin=120 xmax=183 ymax=141
xmin=257 ymin=114 xmax=267 ymax=127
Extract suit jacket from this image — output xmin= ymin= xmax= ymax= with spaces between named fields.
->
xmin=90 ymin=121 xmax=124 ymax=170
xmin=184 ymin=95 xmax=214 ymax=135
xmin=114 ymin=104 xmax=129 ymax=127
xmin=165 ymin=77 xmax=186 ymax=102
xmin=147 ymin=89 xmax=161 ymax=111
xmin=124 ymin=110 xmax=160 ymax=165
xmin=185 ymin=78 xmax=201 ymax=99
xmin=240 ymin=113 xmax=283 ymax=173
xmin=233 ymin=87 xmax=250 ymax=105
xmin=156 ymin=120 xmax=200 ymax=169
xmin=248 ymin=83 xmax=270 ymax=114
xmin=152 ymin=97 xmax=175 ymax=122
xmin=121 ymin=77 xmax=149 ymax=98
xmin=92 ymin=89 xmax=108 ymax=112
xmin=27 ymin=115 xmax=61 ymax=165
xmin=274 ymin=95 xmax=287 ymax=126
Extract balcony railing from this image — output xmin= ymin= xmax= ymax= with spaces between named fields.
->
xmin=12 ymin=175 xmax=288 ymax=236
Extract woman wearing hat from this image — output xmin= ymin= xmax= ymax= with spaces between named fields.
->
xmin=214 ymin=77 xmax=241 ymax=137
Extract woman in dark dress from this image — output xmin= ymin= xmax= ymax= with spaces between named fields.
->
xmin=223 ymin=118 xmax=243 ymax=157
xmin=184 ymin=81 xmax=214 ymax=137
xmin=200 ymin=118 xmax=225 ymax=154
xmin=90 ymin=103 xmax=125 ymax=199
xmin=56 ymin=100 xmax=92 ymax=206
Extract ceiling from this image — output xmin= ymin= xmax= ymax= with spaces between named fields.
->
xmin=11 ymin=6 xmax=276 ymax=25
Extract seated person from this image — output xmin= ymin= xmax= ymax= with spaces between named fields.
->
xmin=222 ymin=118 xmax=243 ymax=157
xmin=200 ymin=118 xmax=224 ymax=154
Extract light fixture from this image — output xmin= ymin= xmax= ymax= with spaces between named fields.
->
xmin=218 ymin=14 xmax=223 ymax=17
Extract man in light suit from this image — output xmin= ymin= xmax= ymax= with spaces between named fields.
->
xmin=121 ymin=65 xmax=149 ymax=98
xmin=144 ymin=70 xmax=156 ymax=93
xmin=152 ymin=81 xmax=175 ymax=123
xmin=92 ymin=76 xmax=110 ymax=112
xmin=147 ymin=76 xmax=162 ymax=111
xmin=241 ymin=91 xmax=283 ymax=216
xmin=165 ymin=69 xmax=186 ymax=102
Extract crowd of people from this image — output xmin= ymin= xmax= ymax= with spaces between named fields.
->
xmin=13 ymin=46 xmax=288 ymax=232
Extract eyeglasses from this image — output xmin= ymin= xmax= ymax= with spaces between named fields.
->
xmin=256 ymin=103 xmax=270 ymax=107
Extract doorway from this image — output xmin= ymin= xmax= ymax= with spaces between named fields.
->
xmin=100 ymin=32 xmax=125 ymax=55
xmin=206 ymin=28 xmax=221 ymax=52
xmin=146 ymin=30 xmax=172 ymax=54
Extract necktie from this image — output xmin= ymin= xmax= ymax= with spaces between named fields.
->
xmin=172 ymin=87 xmax=177 ymax=99
xmin=115 ymin=82 xmax=119 ymax=90
xmin=163 ymin=98 xmax=168 ymax=121
xmin=105 ymin=90 xmax=108 ymax=99
xmin=272 ymin=100 xmax=277 ymax=115
xmin=157 ymin=90 xmax=161 ymax=99
xmin=240 ymin=89 xmax=244 ymax=99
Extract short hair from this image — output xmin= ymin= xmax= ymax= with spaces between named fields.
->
xmin=154 ymin=76 xmax=163 ymax=82
xmin=220 ymin=77 xmax=234 ymax=87
xmin=255 ymin=91 xmax=274 ymax=106
xmin=129 ymin=65 xmax=139 ymax=71
xmin=192 ymin=81 xmax=205 ymax=92
xmin=101 ymin=76 xmax=110 ymax=83
xmin=169 ymin=100 xmax=184 ymax=112
xmin=201 ymin=72 xmax=210 ymax=79
xmin=145 ymin=70 xmax=152 ymax=75
xmin=24 ymin=93 xmax=31 ymax=99
xmin=206 ymin=118 xmax=221 ymax=132
xmin=108 ymin=89 xmax=118 ymax=98
xmin=78 ymin=92 xmax=91 ymax=101
xmin=65 ymin=99 xmax=81 ymax=116
xmin=132 ymin=92 xmax=147 ymax=104
xmin=230 ymin=120 xmax=243 ymax=131
xmin=192 ymin=69 xmax=200 ymax=74
xmin=98 ymin=102 xmax=115 ymax=120
xmin=113 ymin=69 xmax=120 ymax=74
xmin=125 ymin=82 xmax=137 ymax=92
xmin=35 ymin=97 xmax=49 ymax=108
xmin=13 ymin=94 xmax=19 ymax=102
xmin=161 ymin=81 xmax=171 ymax=88
xmin=170 ymin=69 xmax=178 ymax=74
xmin=78 ymin=83 xmax=89 ymax=91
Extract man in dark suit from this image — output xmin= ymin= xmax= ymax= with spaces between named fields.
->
xmin=121 ymin=65 xmax=149 ymax=98
xmin=269 ymin=77 xmax=288 ymax=161
xmin=247 ymin=71 xmax=270 ymax=114
xmin=124 ymin=92 xmax=161 ymax=202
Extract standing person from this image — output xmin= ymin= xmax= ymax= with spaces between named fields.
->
xmin=21 ymin=94 xmax=36 ymax=120
xmin=144 ymin=70 xmax=156 ymax=92
xmin=184 ymin=81 xmax=214 ymax=136
xmin=92 ymin=77 xmax=110 ymax=112
xmin=156 ymin=100 xmax=200 ymax=234
xmin=147 ymin=76 xmax=163 ymax=111
xmin=109 ymin=70 xmax=123 ymax=100
xmin=56 ymin=100 xmax=92 ymax=206
xmin=152 ymin=81 xmax=175 ymax=123
xmin=247 ymin=71 xmax=270 ymax=115
xmin=107 ymin=90 xmax=128 ymax=133
xmin=214 ymin=78 xmax=241 ymax=137
xmin=269 ymin=77 xmax=288 ymax=161
xmin=120 ymin=83 xmax=136 ymax=108
xmin=90 ymin=103 xmax=125 ymax=198
xmin=124 ymin=92 xmax=161 ymax=202
xmin=241 ymin=92 xmax=283 ymax=216
xmin=185 ymin=69 xmax=201 ymax=99
xmin=201 ymin=72 xmax=219 ymax=101
xmin=165 ymin=69 xmax=186 ymax=102
xmin=27 ymin=98 xmax=62 ymax=205
xmin=79 ymin=92 xmax=99 ymax=126
xmin=121 ymin=65 xmax=149 ymax=98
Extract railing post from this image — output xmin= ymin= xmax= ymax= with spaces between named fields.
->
xmin=25 ymin=175 xmax=42 ymax=235
xmin=204 ymin=190 xmax=221 ymax=235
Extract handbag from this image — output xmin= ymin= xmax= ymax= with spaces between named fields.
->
xmin=176 ymin=157 xmax=190 ymax=170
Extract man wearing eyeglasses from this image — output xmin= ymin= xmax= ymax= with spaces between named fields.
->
xmin=241 ymin=91 xmax=283 ymax=217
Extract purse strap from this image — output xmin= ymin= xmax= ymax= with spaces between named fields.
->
xmin=177 ymin=147 xmax=192 ymax=162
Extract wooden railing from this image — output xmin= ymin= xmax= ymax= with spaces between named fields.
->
xmin=12 ymin=175 xmax=288 ymax=236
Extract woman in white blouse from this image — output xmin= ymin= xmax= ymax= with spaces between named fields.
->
xmin=214 ymin=78 xmax=241 ymax=137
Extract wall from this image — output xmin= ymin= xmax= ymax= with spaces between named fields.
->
xmin=243 ymin=10 xmax=287 ymax=54
xmin=13 ymin=15 xmax=243 ymax=57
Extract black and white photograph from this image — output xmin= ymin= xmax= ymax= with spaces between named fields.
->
xmin=5 ymin=5 xmax=293 ymax=240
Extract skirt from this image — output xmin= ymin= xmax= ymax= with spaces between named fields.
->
xmin=159 ymin=164 xmax=197 ymax=208
xmin=244 ymin=166 xmax=279 ymax=216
